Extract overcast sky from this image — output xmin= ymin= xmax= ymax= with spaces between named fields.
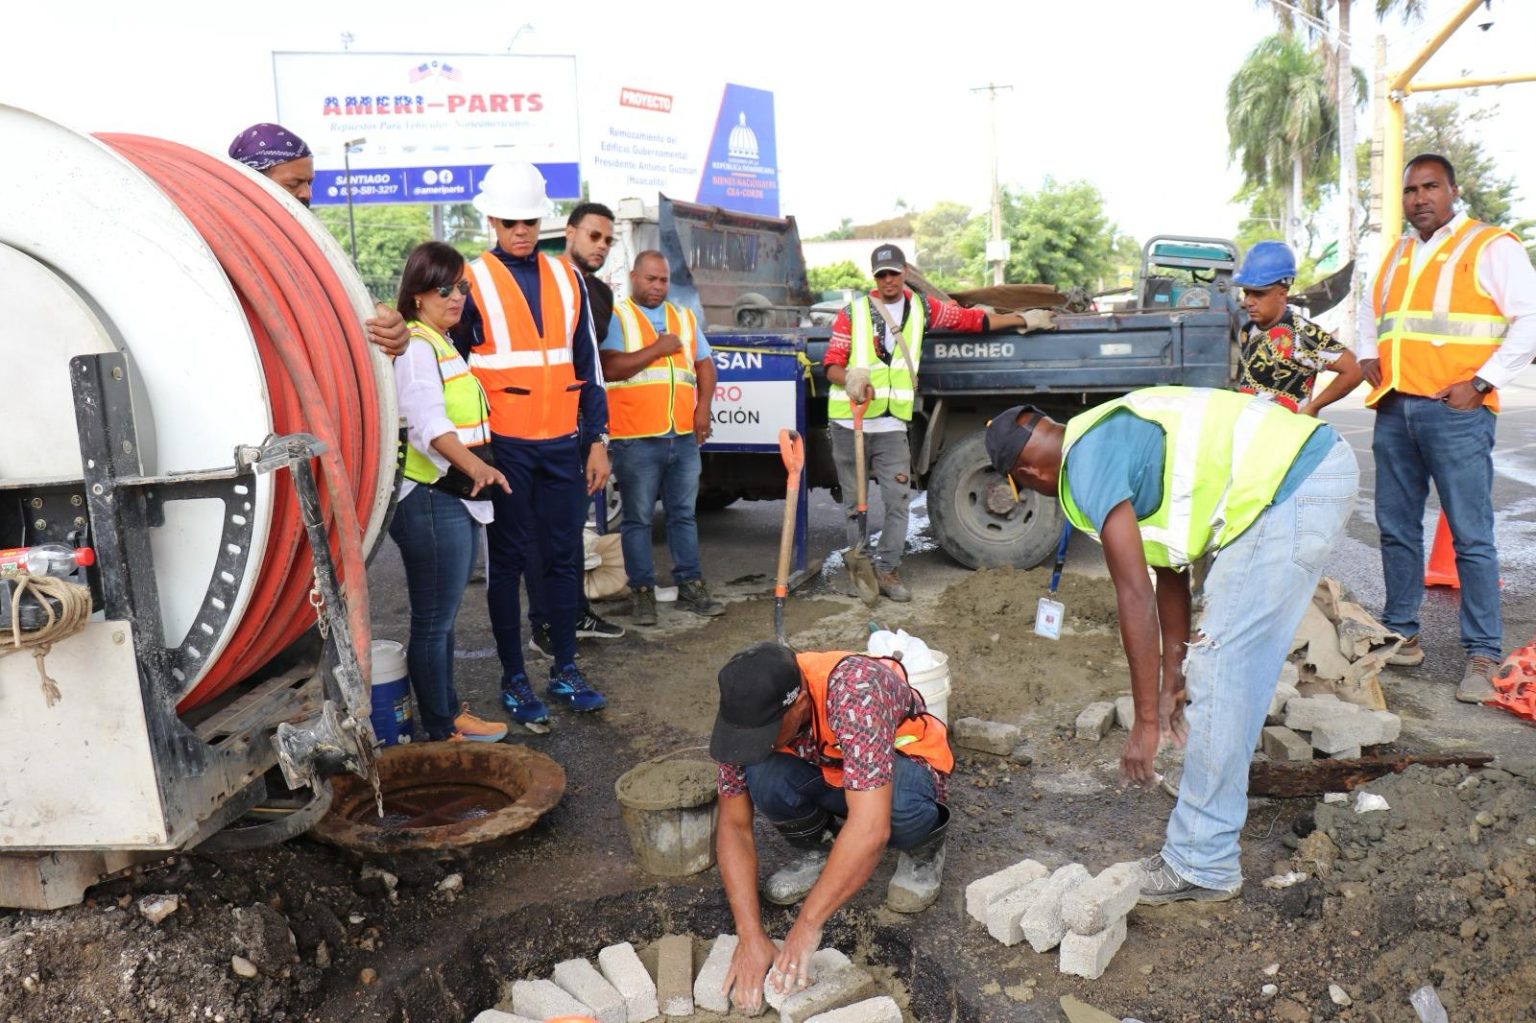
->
xmin=3 ymin=0 xmax=1532 ymax=247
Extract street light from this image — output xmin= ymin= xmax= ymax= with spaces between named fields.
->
xmin=342 ymin=138 xmax=366 ymax=267
xmin=506 ymin=23 xmax=535 ymax=51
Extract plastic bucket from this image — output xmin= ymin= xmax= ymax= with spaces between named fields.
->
xmin=907 ymin=649 xmax=951 ymax=725
xmin=369 ymin=640 xmax=415 ymax=746
xmin=614 ymin=759 xmax=718 ymax=876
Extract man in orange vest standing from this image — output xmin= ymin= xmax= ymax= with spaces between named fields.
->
xmin=1358 ymin=153 xmax=1536 ymax=704
xmin=709 ymin=642 xmax=952 ymax=1014
xmin=451 ymin=162 xmax=612 ymax=726
xmin=601 ymin=251 xmax=725 ymax=624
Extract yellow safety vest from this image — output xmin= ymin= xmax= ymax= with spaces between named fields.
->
xmin=402 ymin=323 xmax=492 ymax=486
xmin=828 ymin=293 xmax=923 ymax=422
xmin=606 ymin=299 xmax=699 ymax=438
xmin=1058 ymin=387 xmax=1324 ymax=568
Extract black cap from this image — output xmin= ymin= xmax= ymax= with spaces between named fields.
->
xmin=985 ymin=404 xmax=1048 ymax=476
xmin=870 ymin=244 xmax=907 ymax=275
xmin=709 ymin=642 xmax=804 ymax=765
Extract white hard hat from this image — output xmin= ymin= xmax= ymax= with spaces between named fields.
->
xmin=473 ymin=161 xmax=553 ymax=220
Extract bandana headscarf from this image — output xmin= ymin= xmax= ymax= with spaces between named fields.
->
xmin=228 ymin=123 xmax=312 ymax=172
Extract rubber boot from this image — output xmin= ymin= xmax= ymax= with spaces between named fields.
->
xmin=885 ymin=805 xmax=950 ymax=914
xmin=764 ymin=808 xmax=835 ymax=906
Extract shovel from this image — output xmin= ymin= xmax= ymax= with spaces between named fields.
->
xmin=843 ymin=398 xmax=882 ymax=608
xmin=773 ymin=429 xmax=804 ymax=645
xmin=1033 ymin=523 xmax=1073 ymax=640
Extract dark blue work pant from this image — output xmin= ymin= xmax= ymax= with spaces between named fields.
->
xmin=742 ymin=753 xmax=942 ymax=851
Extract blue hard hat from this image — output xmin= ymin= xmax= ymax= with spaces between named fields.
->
xmin=1233 ymin=241 xmax=1298 ymax=287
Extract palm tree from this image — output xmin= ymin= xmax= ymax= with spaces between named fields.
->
xmin=1226 ymin=35 xmax=1337 ymax=253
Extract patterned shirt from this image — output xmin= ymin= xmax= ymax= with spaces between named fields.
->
xmin=1236 ymin=306 xmax=1345 ymax=412
xmin=822 ymin=290 xmax=988 ymax=368
xmin=716 ymin=655 xmax=948 ymax=802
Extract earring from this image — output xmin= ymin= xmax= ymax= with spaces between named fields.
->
xmin=415 ymin=299 xmax=422 ymax=309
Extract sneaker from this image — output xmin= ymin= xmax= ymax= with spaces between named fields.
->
xmin=877 ymin=568 xmax=912 ymax=603
xmin=576 ymin=608 xmax=626 ymax=639
xmin=548 ymin=663 xmax=607 ymax=712
xmin=1135 ymin=853 xmax=1239 ymax=905
xmin=454 ymin=704 xmax=508 ymax=743
xmin=631 ymin=586 xmax=658 ymax=627
xmin=1456 ymin=655 xmax=1500 ymax=704
xmin=445 ymin=732 xmax=467 ymax=742
xmin=500 ymin=673 xmax=550 ymax=726
xmin=1389 ymin=634 xmax=1424 ymax=667
xmin=527 ymin=622 xmax=555 ymax=659
xmin=676 ymin=579 xmax=725 ymax=617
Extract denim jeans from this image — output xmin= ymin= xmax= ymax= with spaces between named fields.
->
xmin=1162 ymin=436 xmax=1359 ymax=890
xmin=610 ymin=434 xmax=702 ymax=589
xmin=742 ymin=753 xmax=942 ymax=851
xmin=388 ymin=486 xmax=478 ymax=740
xmin=1371 ymin=394 xmax=1501 ymax=658
xmin=830 ymin=424 xmax=911 ymax=572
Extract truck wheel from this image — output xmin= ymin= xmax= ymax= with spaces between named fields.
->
xmin=928 ymin=428 xmax=1064 ymax=570
xmin=587 ymin=478 xmax=623 ymax=532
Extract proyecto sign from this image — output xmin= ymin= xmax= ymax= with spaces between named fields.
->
xmin=272 ymin=51 xmax=580 ymax=206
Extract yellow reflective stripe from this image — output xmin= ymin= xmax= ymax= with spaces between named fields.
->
xmin=893 ymin=735 xmax=918 ymax=748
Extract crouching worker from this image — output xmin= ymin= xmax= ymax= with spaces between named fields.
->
xmin=711 ymin=642 xmax=952 ymax=1012
xmin=989 ymin=387 xmax=1358 ymax=904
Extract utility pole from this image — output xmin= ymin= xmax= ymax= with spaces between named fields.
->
xmin=1336 ymin=0 xmax=1356 ymax=345
xmin=342 ymin=138 xmax=365 ymax=268
xmin=971 ymin=83 xmax=1013 ymax=286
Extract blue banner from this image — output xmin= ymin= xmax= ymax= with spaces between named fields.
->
xmin=311 ymin=161 xmax=579 ymax=206
xmin=695 ymin=84 xmax=779 ymax=217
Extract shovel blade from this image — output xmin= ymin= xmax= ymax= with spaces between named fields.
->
xmin=1034 ymin=597 xmax=1065 ymax=640
xmin=844 ymin=546 xmax=881 ymax=607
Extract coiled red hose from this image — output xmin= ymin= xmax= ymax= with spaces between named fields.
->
xmin=100 ymin=135 xmax=379 ymax=711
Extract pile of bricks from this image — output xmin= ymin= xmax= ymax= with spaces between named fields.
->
xmin=473 ymin=934 xmax=901 ymax=1022
xmin=966 ymin=858 xmax=1140 ymax=980
xmin=1263 ymin=691 xmax=1401 ymax=762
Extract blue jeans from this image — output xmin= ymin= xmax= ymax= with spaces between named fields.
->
xmin=1163 ymin=437 xmax=1359 ymax=890
xmin=742 ymin=753 xmax=942 ymax=851
xmin=485 ymin=435 xmax=586 ymax=676
xmin=388 ymin=485 xmax=478 ymax=740
xmin=1371 ymin=394 xmax=1501 ymax=658
xmin=610 ymin=435 xmax=703 ymax=589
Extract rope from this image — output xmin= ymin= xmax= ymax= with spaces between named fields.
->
xmin=1 ymin=576 xmax=93 ymax=706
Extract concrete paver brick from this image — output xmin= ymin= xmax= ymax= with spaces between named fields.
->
xmin=597 ymin=941 xmax=660 ymax=1022
xmin=471 ymin=1012 xmax=541 ymax=1023
xmin=1075 ymin=703 xmax=1116 ymax=741
xmin=965 ymin=859 xmax=1049 ymax=923
xmin=1114 ymin=696 xmax=1135 ymax=731
xmin=692 ymin=935 xmax=737 ymax=1014
xmin=985 ymin=877 xmax=1051 ymax=945
xmin=952 ymin=717 xmax=1020 ymax=755
xmin=803 ymin=995 xmax=904 ymax=1023
xmin=1267 ymin=680 xmax=1300 ymax=723
xmin=1058 ymin=916 xmax=1128 ymax=980
xmin=1019 ymin=863 xmax=1092 ymax=953
xmin=1311 ymin=713 xmax=1388 ymax=753
xmin=1370 ymin=710 xmax=1401 ymax=744
xmin=655 ymin=934 xmax=694 ymax=1017
xmin=766 ymin=950 xmax=852 ymax=1011
xmin=1284 ymin=696 xmax=1366 ymax=732
xmin=1061 ymin=862 xmax=1140 ymax=936
xmin=510 ymin=978 xmax=594 ymax=1021
xmin=553 ymin=958 xmax=627 ymax=1023
xmin=777 ymin=966 xmax=877 ymax=1023
xmin=1262 ymin=725 xmax=1314 ymax=762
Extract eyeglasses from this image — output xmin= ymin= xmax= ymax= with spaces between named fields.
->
xmin=434 ymin=280 xmax=472 ymax=298
xmin=874 ymin=270 xmax=902 ymax=280
xmin=585 ymin=230 xmax=615 ymax=246
xmin=499 ymin=217 xmax=542 ymax=228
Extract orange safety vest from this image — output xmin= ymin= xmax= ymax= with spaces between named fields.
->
xmin=778 ymin=651 xmax=954 ymax=789
xmin=607 ymin=299 xmax=700 ymax=439
xmin=465 ymin=251 xmax=584 ymax=439
xmin=1366 ymin=217 xmax=1517 ymax=412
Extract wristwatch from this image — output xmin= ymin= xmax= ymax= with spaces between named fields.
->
xmin=1471 ymin=377 xmax=1495 ymax=395
xmin=594 ymin=432 xmax=611 ymax=448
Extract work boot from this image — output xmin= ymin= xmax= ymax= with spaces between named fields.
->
xmin=500 ymin=673 xmax=550 ymax=727
xmin=1134 ymin=853 xmax=1239 ymax=905
xmin=1388 ymin=634 xmax=1424 ymax=667
xmin=453 ymin=704 xmax=508 ymax=743
xmin=1456 ymin=655 xmax=1500 ymax=704
xmin=547 ymin=663 xmax=607 ymax=712
xmin=877 ymin=568 xmax=911 ymax=603
xmin=631 ymin=586 xmax=658 ymax=626
xmin=886 ymin=805 xmax=949 ymax=914
xmin=677 ymin=578 xmax=725 ymax=617
xmin=576 ymin=608 xmax=626 ymax=639
xmin=764 ymin=808 xmax=835 ymax=906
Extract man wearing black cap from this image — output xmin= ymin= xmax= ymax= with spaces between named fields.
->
xmin=822 ymin=245 xmax=1036 ymax=601
xmin=987 ymin=386 xmax=1357 ymax=905
xmin=709 ymin=641 xmax=952 ymax=1013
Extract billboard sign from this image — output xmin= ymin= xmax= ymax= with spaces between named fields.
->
xmin=272 ymin=52 xmax=580 ymax=206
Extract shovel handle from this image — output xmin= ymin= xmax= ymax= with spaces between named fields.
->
xmin=775 ymin=430 xmax=803 ymax=603
xmin=852 ymin=398 xmax=869 ymax=511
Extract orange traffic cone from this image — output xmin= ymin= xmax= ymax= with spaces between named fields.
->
xmin=1424 ymin=512 xmax=1460 ymax=589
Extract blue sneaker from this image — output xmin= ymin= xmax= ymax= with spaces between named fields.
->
xmin=500 ymin=673 xmax=550 ymax=726
xmin=547 ymin=663 xmax=607 ymax=712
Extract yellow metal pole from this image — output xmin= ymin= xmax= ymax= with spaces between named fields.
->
xmin=1407 ymin=71 xmax=1536 ymax=93
xmin=1388 ymin=0 xmax=1483 ymax=93
xmin=1382 ymin=91 xmax=1405 ymax=242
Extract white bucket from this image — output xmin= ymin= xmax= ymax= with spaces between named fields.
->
xmin=907 ymin=649 xmax=951 ymax=725
xmin=369 ymin=640 xmax=414 ymax=745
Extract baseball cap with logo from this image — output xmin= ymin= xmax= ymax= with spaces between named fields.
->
xmin=870 ymin=244 xmax=907 ymax=275
xmin=709 ymin=642 xmax=805 ymax=765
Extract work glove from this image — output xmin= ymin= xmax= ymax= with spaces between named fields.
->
xmin=844 ymin=367 xmax=873 ymax=403
xmin=1017 ymin=309 xmax=1057 ymax=334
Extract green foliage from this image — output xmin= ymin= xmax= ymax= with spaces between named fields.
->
xmin=995 ymin=178 xmax=1119 ymax=291
xmin=313 ymin=203 xmax=432 ymax=301
xmin=1226 ymin=35 xmax=1336 ymax=198
xmin=812 ymin=217 xmax=856 ymax=241
xmin=912 ymin=201 xmax=976 ymax=288
xmin=807 ymin=260 xmax=873 ymax=293
xmin=1404 ymin=100 xmax=1522 ymax=228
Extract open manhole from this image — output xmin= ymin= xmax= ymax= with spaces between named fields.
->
xmin=311 ymin=742 xmax=565 ymax=854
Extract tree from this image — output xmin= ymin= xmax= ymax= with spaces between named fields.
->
xmin=314 ymin=204 xmax=434 ymax=300
xmin=1404 ymin=100 xmax=1522 ymax=228
xmin=992 ymin=179 xmax=1119 ymax=291
xmin=811 ymin=217 xmax=856 ymax=241
xmin=806 ymin=260 xmax=873 ymax=294
xmin=912 ymin=201 xmax=975 ymax=287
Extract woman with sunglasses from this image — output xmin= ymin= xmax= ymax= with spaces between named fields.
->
xmin=390 ymin=241 xmax=512 ymax=743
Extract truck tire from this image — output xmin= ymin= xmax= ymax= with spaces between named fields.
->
xmin=928 ymin=428 xmax=1064 ymax=570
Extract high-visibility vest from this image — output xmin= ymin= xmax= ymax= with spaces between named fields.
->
xmin=401 ymin=322 xmax=492 ymax=486
xmin=1366 ymin=217 xmax=1517 ymax=412
xmin=827 ymin=293 xmax=924 ymax=422
xmin=1058 ymin=387 xmax=1325 ymax=568
xmin=465 ymin=251 xmax=583 ymax=439
xmin=607 ymin=299 xmax=699 ymax=438
xmin=778 ymin=651 xmax=954 ymax=789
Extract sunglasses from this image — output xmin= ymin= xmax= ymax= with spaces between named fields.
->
xmin=874 ymin=269 xmax=902 ymax=280
xmin=584 ymin=229 xmax=615 ymax=246
xmin=499 ymin=217 xmax=542 ymax=228
xmin=434 ymin=280 xmax=472 ymax=298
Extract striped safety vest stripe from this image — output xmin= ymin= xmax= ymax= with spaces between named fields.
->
xmin=828 ymin=293 xmax=923 ymax=422
xmin=401 ymin=322 xmax=492 ymax=486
